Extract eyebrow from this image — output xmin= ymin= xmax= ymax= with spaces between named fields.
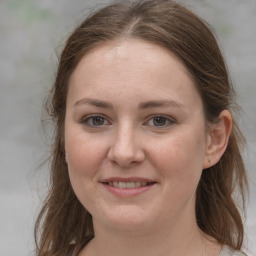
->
xmin=138 ymin=100 xmax=184 ymax=109
xmin=73 ymin=98 xmax=184 ymax=109
xmin=73 ymin=98 xmax=113 ymax=109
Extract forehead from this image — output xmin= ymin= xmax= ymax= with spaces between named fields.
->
xmin=71 ymin=39 xmax=193 ymax=84
xmin=67 ymin=39 xmax=202 ymax=111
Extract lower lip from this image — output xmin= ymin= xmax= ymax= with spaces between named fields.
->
xmin=101 ymin=183 xmax=156 ymax=197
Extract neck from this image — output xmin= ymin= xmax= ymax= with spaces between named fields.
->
xmin=79 ymin=211 xmax=220 ymax=256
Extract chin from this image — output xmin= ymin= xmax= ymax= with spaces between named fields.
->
xmin=95 ymin=206 xmax=156 ymax=232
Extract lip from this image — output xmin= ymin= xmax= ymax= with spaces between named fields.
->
xmin=99 ymin=177 xmax=157 ymax=198
xmin=100 ymin=177 xmax=156 ymax=183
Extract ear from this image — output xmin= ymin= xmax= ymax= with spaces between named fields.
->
xmin=65 ymin=152 xmax=69 ymax=163
xmin=203 ymin=110 xmax=232 ymax=169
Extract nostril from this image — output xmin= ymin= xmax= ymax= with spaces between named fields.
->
xmin=107 ymin=136 xmax=146 ymax=167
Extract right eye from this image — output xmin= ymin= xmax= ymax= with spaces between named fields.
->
xmin=81 ymin=115 xmax=110 ymax=127
xmin=145 ymin=114 xmax=175 ymax=128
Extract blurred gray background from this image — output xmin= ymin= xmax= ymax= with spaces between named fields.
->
xmin=0 ymin=0 xmax=255 ymax=255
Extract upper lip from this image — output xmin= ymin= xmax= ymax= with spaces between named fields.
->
xmin=100 ymin=177 xmax=157 ymax=183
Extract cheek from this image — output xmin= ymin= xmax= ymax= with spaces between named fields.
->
xmin=65 ymin=131 xmax=107 ymax=208
xmin=65 ymin=129 xmax=107 ymax=179
xmin=150 ymin=129 xmax=206 ymax=188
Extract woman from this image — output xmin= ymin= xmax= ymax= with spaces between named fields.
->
xmin=34 ymin=1 xmax=249 ymax=255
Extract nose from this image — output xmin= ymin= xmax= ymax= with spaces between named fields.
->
xmin=107 ymin=124 xmax=145 ymax=167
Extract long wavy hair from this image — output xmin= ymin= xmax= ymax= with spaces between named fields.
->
xmin=34 ymin=1 xmax=248 ymax=255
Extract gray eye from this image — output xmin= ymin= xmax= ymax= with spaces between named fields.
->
xmin=91 ymin=116 xmax=105 ymax=126
xmin=146 ymin=115 xmax=175 ymax=128
xmin=152 ymin=116 xmax=168 ymax=126
xmin=82 ymin=115 xmax=109 ymax=127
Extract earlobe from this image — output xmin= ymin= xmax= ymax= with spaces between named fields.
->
xmin=203 ymin=110 xmax=232 ymax=169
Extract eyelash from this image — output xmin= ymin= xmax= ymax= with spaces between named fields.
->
xmin=81 ymin=114 xmax=111 ymax=127
xmin=80 ymin=114 xmax=175 ymax=128
xmin=145 ymin=115 xmax=175 ymax=128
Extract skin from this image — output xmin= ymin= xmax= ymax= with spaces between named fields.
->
xmin=64 ymin=39 xmax=232 ymax=256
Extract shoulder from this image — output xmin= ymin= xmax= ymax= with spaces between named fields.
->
xmin=220 ymin=245 xmax=249 ymax=256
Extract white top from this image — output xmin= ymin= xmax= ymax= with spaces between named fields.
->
xmin=69 ymin=244 xmax=247 ymax=256
xmin=219 ymin=245 xmax=246 ymax=256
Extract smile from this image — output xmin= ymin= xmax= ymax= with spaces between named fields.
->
xmin=100 ymin=178 xmax=157 ymax=197
xmin=104 ymin=181 xmax=155 ymax=189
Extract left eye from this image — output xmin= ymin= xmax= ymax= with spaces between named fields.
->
xmin=146 ymin=115 xmax=174 ymax=127
xmin=82 ymin=115 xmax=109 ymax=127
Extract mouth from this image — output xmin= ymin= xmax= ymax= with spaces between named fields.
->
xmin=99 ymin=177 xmax=157 ymax=197
xmin=102 ymin=181 xmax=156 ymax=189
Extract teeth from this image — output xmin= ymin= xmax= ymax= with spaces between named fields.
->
xmin=119 ymin=182 xmax=126 ymax=189
xmin=135 ymin=181 xmax=143 ymax=187
xmin=113 ymin=181 xmax=119 ymax=188
xmin=108 ymin=181 xmax=151 ymax=188
xmin=126 ymin=182 xmax=135 ymax=188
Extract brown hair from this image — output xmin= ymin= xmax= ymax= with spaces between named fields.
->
xmin=34 ymin=1 xmax=248 ymax=255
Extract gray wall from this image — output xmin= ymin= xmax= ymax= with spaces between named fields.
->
xmin=0 ymin=0 xmax=255 ymax=255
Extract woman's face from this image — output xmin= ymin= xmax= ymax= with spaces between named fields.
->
xmin=65 ymin=39 xmax=211 ymax=233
